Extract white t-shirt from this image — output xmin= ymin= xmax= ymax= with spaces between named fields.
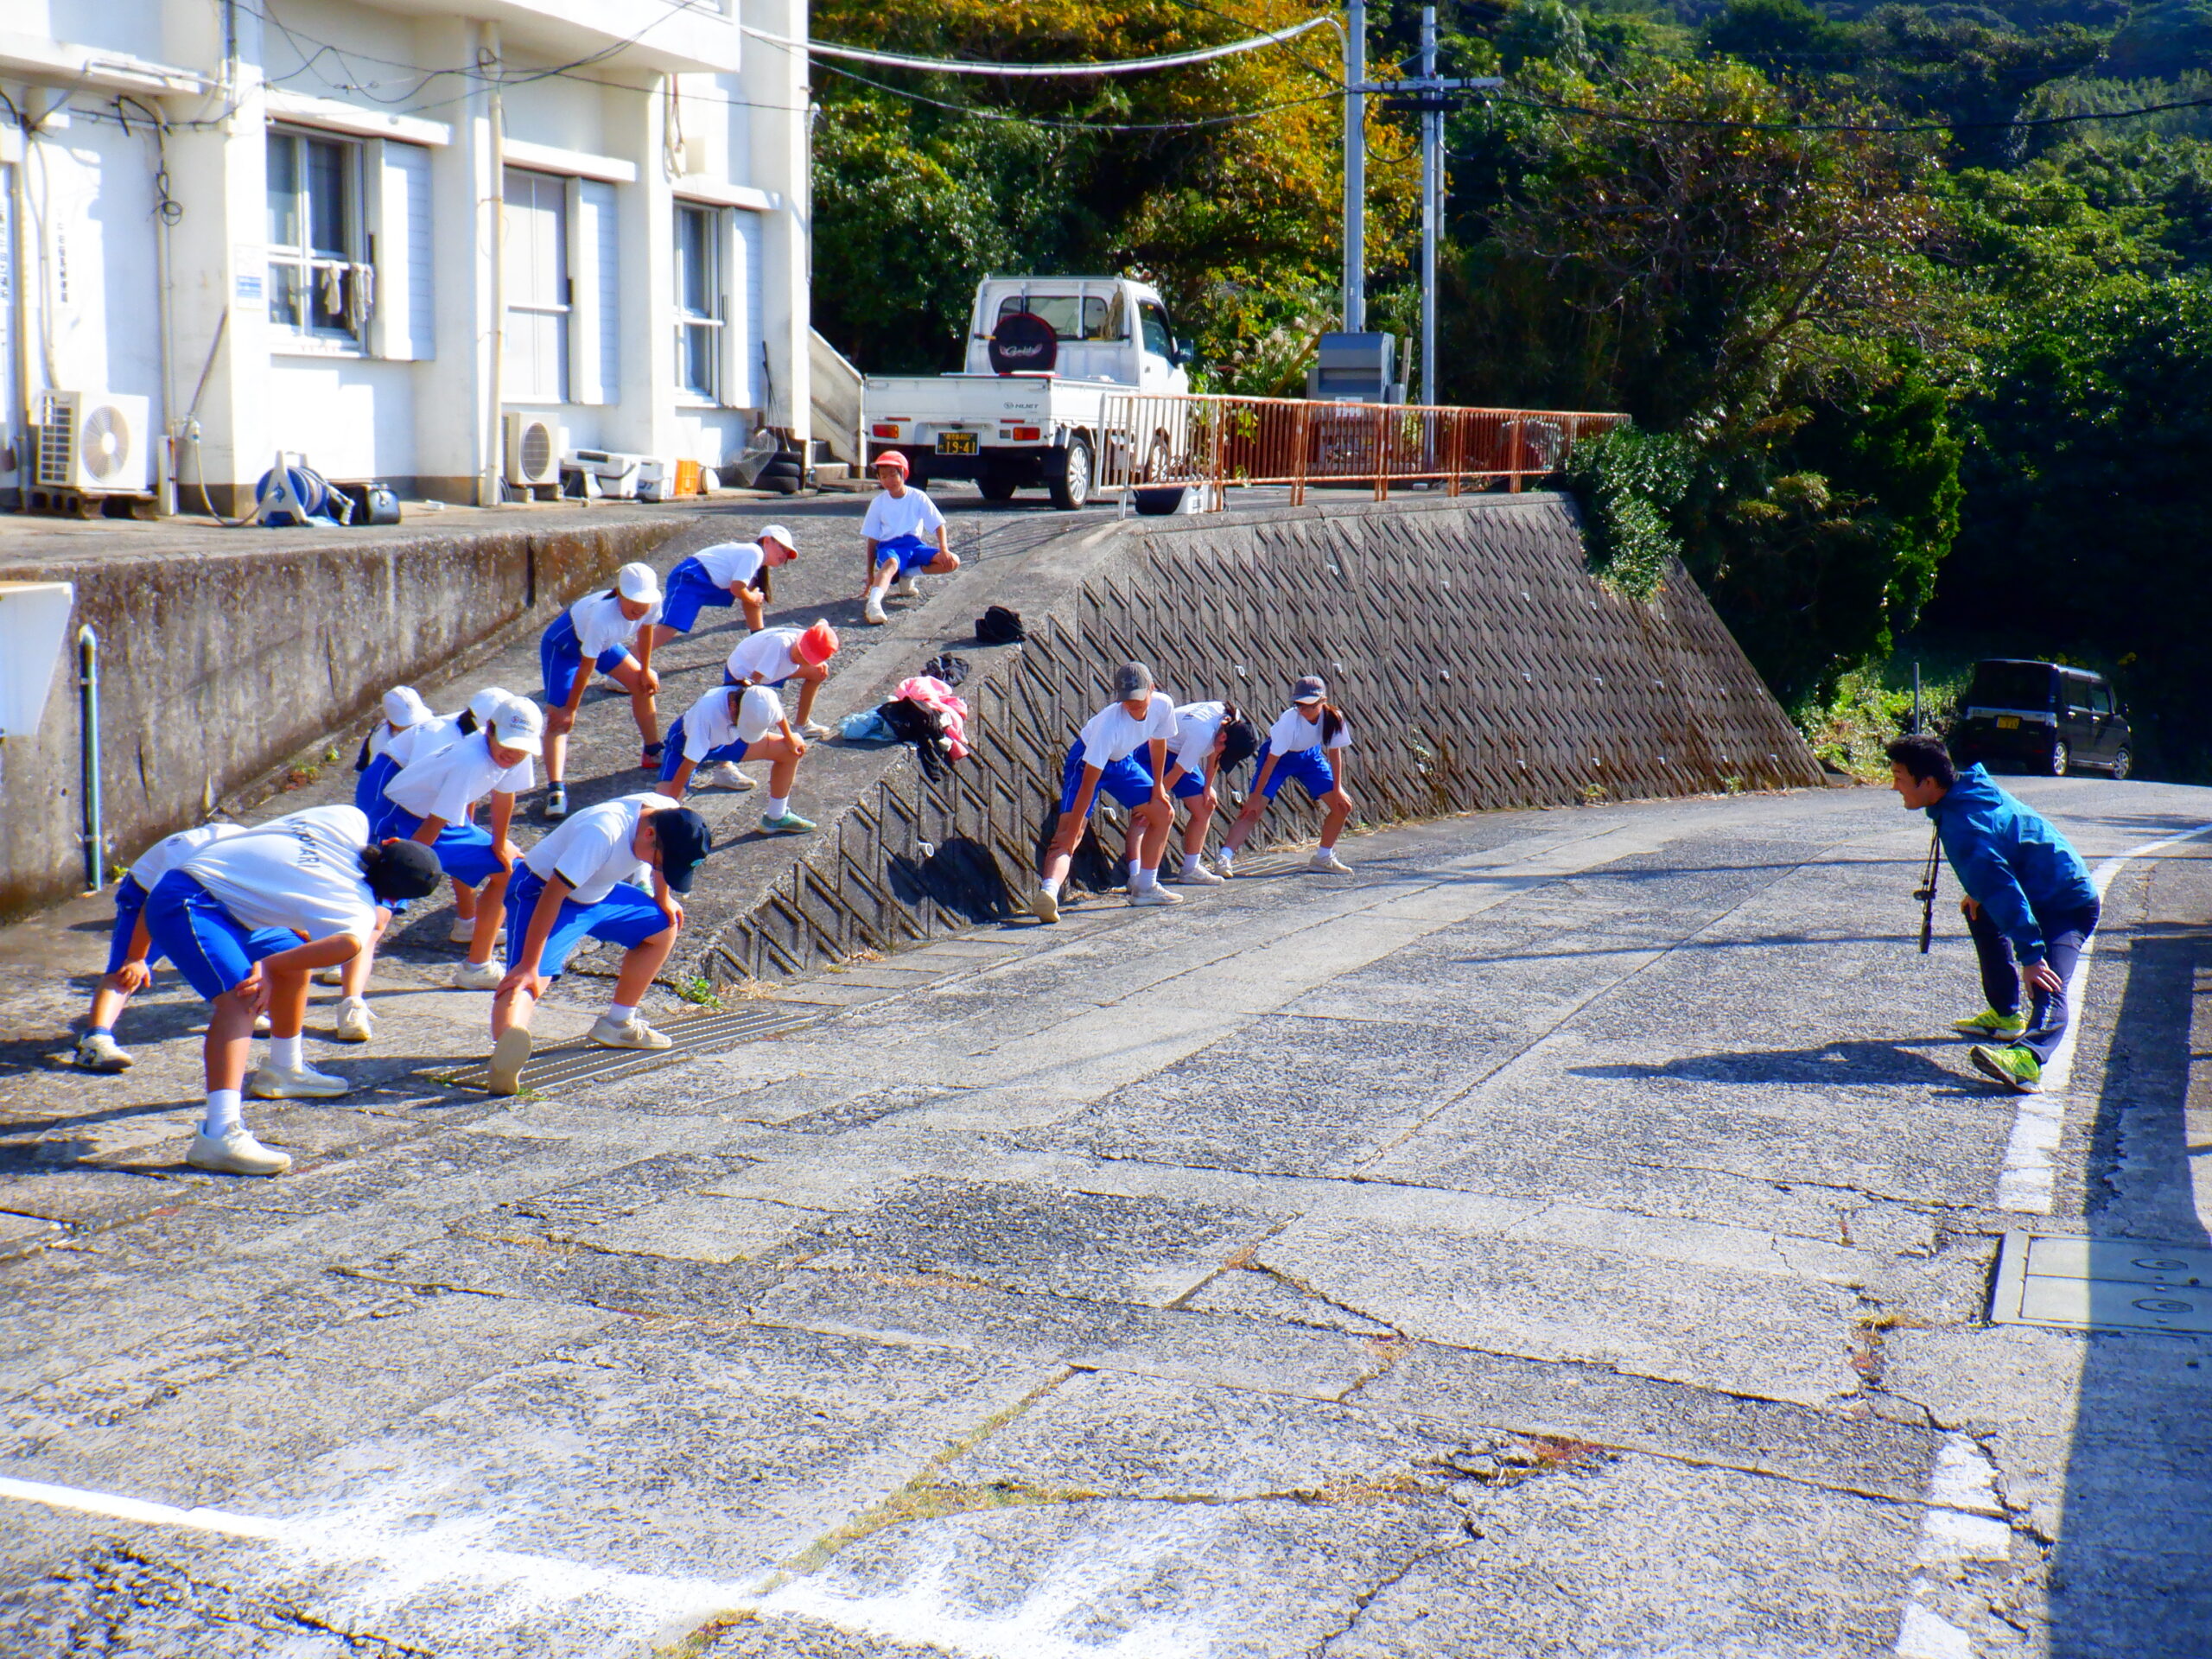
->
xmin=1077 ymin=692 xmax=1177 ymax=766
xmin=679 ymin=683 xmax=784 ymax=760
xmin=1268 ymin=703 xmax=1352 ymax=755
xmin=365 ymin=722 xmax=400 ymax=764
xmin=690 ymin=541 xmax=768 ymax=590
xmin=569 ymin=589 xmax=659 ymax=660
xmin=384 ymin=711 xmax=467 ymax=770
xmin=181 ymin=804 xmax=378 ymax=942
xmin=384 ymin=730 xmax=535 ymax=823
xmin=1169 ymin=701 xmax=1229 ymax=773
xmin=727 ymin=626 xmax=806 ymax=685
xmin=861 ymin=487 xmax=946 ymax=544
xmin=524 ymin=791 xmax=663 ymax=906
xmin=129 ymin=822 xmax=257 ymax=891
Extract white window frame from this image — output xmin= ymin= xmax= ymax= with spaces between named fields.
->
xmin=267 ymin=126 xmax=369 ymax=351
xmin=673 ymin=200 xmax=723 ymax=405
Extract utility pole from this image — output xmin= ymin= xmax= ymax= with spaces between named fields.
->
xmin=1419 ymin=6 xmax=1439 ymax=404
xmin=1343 ymin=0 xmax=1365 ymax=333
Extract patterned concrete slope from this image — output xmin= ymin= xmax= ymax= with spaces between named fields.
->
xmin=691 ymin=491 xmax=1824 ymax=988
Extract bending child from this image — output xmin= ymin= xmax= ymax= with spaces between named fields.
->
xmin=1219 ymin=676 xmax=1357 ymax=876
xmin=540 ymin=562 xmax=665 ymax=820
xmin=1033 ymin=662 xmax=1181 ymax=922
xmin=658 ymin=682 xmax=816 ymax=835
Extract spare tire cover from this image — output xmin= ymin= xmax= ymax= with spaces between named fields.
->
xmin=988 ymin=311 xmax=1058 ymax=376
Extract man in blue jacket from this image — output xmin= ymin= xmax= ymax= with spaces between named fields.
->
xmin=1886 ymin=734 xmax=2101 ymax=1093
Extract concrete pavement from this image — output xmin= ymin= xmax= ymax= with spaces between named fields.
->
xmin=1 ymin=774 xmax=2209 ymax=1656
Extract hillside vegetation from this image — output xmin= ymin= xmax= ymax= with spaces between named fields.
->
xmin=810 ymin=0 xmax=2212 ymax=779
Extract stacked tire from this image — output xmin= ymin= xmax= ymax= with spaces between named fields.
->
xmin=756 ymin=449 xmax=805 ymax=495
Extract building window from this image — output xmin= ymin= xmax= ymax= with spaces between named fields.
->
xmin=503 ymin=168 xmax=570 ymax=403
xmin=267 ymin=129 xmax=366 ymax=342
xmin=674 ymin=203 xmax=721 ymax=401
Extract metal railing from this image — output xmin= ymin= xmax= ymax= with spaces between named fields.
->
xmin=1096 ymin=393 xmax=1627 ymax=505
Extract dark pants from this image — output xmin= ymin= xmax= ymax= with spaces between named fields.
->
xmin=1966 ymin=898 xmax=2101 ymax=1064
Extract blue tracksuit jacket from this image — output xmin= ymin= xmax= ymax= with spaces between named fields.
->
xmin=1925 ymin=765 xmax=2096 ymax=963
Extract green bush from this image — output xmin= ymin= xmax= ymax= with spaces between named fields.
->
xmin=1565 ymin=423 xmax=1697 ymax=601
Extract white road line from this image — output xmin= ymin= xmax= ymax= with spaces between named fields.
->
xmin=1894 ymin=1436 xmax=2011 ymax=1658
xmin=1996 ymin=820 xmax=2212 ymax=1214
xmin=0 ymin=1475 xmax=287 ymax=1540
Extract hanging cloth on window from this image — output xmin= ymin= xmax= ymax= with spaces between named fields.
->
xmin=318 ymin=262 xmax=346 ymax=322
xmin=346 ymin=262 xmax=376 ymax=338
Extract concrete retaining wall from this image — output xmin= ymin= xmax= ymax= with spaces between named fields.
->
xmin=0 ymin=519 xmax=686 ymax=921
xmin=685 ymin=493 xmax=1825 ymax=986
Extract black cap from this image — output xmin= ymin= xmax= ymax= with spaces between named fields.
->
xmin=650 ymin=805 xmax=714 ymax=893
xmin=367 ymin=838 xmax=442 ymax=901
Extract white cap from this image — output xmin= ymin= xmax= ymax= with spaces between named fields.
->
xmin=489 ymin=695 xmax=545 ymax=757
xmin=616 ymin=562 xmax=663 ymax=605
xmin=759 ymin=524 xmax=795 ymax=552
xmin=383 ymin=686 xmax=433 ymax=728
xmin=467 ymin=686 xmax=510 ymax=724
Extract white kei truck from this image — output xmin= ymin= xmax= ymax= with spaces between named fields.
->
xmin=860 ymin=275 xmax=1192 ymax=510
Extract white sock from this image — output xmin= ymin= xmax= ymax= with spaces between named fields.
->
xmin=1182 ymin=853 xmax=1202 ymax=874
xmin=1128 ymin=858 xmax=1144 ymax=888
xmin=1041 ymin=874 xmax=1062 ymax=896
xmin=270 ymin=1033 xmax=303 ymax=1071
xmin=1218 ymin=845 xmax=1237 ymax=868
xmin=1133 ymin=866 xmax=1157 ymax=892
xmin=766 ymin=795 xmax=790 ymax=818
xmin=607 ymin=1001 xmax=638 ymax=1025
xmin=203 ymin=1088 xmax=243 ymax=1138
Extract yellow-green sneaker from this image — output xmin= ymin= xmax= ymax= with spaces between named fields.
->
xmin=1954 ymin=1007 xmax=2027 ymax=1037
xmin=1970 ymin=1044 xmax=2043 ymax=1093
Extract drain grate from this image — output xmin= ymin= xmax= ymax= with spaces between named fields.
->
xmin=432 ymin=1005 xmax=825 ymax=1095
xmin=1992 ymin=1232 xmax=2212 ymax=1335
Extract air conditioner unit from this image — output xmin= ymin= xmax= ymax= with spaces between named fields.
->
xmin=504 ymin=411 xmax=561 ymax=487
xmin=562 ymin=448 xmax=650 ymax=486
xmin=35 ymin=391 xmax=152 ymax=494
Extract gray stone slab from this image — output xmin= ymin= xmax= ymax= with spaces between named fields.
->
xmin=499 ymin=1148 xmax=765 ymax=1226
xmin=753 ymin=1268 xmax=1389 ymax=1402
xmin=704 ymin=1612 xmax=965 ymax=1657
xmin=1354 ymin=1340 xmax=1936 ymax=1503
xmin=343 ymin=1231 xmax=788 ymax=1320
xmin=545 ymin=1193 xmax=830 ymax=1264
xmin=1323 ymin=1451 xmax=1920 ymax=1657
xmin=1182 ymin=1266 xmax=1399 ymax=1337
xmin=1259 ymin=1216 xmax=1863 ymax=1404
xmin=203 ymin=1130 xmax=557 ymax=1218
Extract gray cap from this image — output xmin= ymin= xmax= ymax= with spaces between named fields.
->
xmin=1111 ymin=662 xmax=1154 ymax=701
xmin=1291 ymin=675 xmax=1328 ymax=704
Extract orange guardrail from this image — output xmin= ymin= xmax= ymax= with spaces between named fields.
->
xmin=1096 ymin=393 xmax=1628 ymax=505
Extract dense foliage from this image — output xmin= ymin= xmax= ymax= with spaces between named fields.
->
xmin=810 ymin=0 xmax=2212 ymax=776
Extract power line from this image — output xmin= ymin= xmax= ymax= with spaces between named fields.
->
xmin=818 ymin=61 xmax=1340 ymax=132
xmin=1496 ymin=86 xmax=2212 ymax=135
xmin=741 ymin=16 xmax=1335 ymax=77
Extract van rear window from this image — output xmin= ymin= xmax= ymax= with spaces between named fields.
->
xmin=996 ymin=295 xmax=1116 ymax=341
xmin=1967 ymin=663 xmax=2056 ymax=710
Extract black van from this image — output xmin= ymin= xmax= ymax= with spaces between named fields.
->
xmin=1952 ymin=660 xmax=2133 ymax=779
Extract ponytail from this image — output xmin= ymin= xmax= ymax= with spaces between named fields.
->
xmin=1319 ymin=702 xmax=1344 ymax=747
xmin=457 ymin=709 xmax=480 ymax=736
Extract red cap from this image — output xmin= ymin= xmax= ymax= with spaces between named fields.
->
xmin=797 ymin=619 xmax=841 ymax=667
xmin=873 ymin=449 xmax=909 ymax=474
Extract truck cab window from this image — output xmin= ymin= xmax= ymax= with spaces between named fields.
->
xmin=1139 ymin=302 xmax=1173 ymax=359
xmin=996 ymin=295 xmax=1113 ymax=340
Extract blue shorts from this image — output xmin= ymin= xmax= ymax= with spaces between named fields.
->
xmin=142 ymin=873 xmax=310 ymax=1001
xmin=504 ymin=867 xmax=672 ymax=980
xmin=1134 ymin=755 xmax=1208 ymax=801
xmin=723 ymin=669 xmax=794 ymax=691
xmin=874 ymin=534 xmax=937 ymax=577
xmin=1254 ymin=743 xmax=1337 ymax=802
xmin=377 ymin=808 xmax=508 ymax=887
xmin=541 ymin=613 xmax=634 ymax=708
xmin=105 ymin=875 xmax=154 ymax=975
xmin=354 ymin=751 xmax=399 ymax=816
xmin=1058 ymin=742 xmax=1156 ymax=814
xmin=660 ymin=557 xmax=752 ymax=634
xmin=658 ymin=715 xmax=750 ymax=785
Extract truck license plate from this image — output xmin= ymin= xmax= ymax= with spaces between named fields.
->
xmin=1998 ymin=716 xmax=2020 ymax=729
xmin=936 ymin=431 xmax=978 ymax=455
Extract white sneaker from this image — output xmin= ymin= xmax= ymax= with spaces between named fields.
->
xmin=588 ymin=1012 xmax=672 ymax=1051
xmin=331 ymin=997 xmax=376 ymax=1043
xmin=447 ymin=916 xmax=475 ymax=945
xmin=74 ymin=1032 xmax=132 ymax=1072
xmin=1170 ymin=864 xmax=1225 ymax=887
xmin=891 ymin=575 xmax=919 ymax=599
xmin=708 ymin=760 xmax=756 ymax=791
xmin=1308 ymin=849 xmax=1353 ymax=874
xmin=862 ymin=590 xmax=888 ymax=626
xmin=247 ymin=1061 xmax=349 ymax=1100
xmin=1031 ymin=886 xmax=1060 ymax=924
xmin=188 ymin=1128 xmax=291 ymax=1177
xmin=313 ymin=966 xmax=345 ymax=987
xmin=800 ymin=720 xmax=838 ymax=741
xmin=487 ymin=1027 xmax=532 ymax=1096
xmin=1128 ymin=884 xmax=1183 ymax=907
xmin=454 ymin=959 xmax=504 ymax=992
xmin=252 ymin=1013 xmax=273 ymax=1036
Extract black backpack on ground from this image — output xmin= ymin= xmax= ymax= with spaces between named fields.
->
xmin=922 ymin=652 xmax=971 ymax=688
xmin=976 ymin=606 xmax=1026 ymax=645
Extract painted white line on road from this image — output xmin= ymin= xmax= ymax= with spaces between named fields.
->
xmin=1995 ymin=820 xmax=2212 ymax=1214
xmin=1894 ymin=1435 xmax=2010 ymax=1658
xmin=0 ymin=1474 xmax=287 ymax=1540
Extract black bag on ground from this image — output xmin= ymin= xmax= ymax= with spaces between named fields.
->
xmin=976 ymin=606 xmax=1025 ymax=645
xmin=922 ymin=652 xmax=971 ymax=688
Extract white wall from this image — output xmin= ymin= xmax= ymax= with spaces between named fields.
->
xmin=19 ymin=118 xmax=162 ymax=407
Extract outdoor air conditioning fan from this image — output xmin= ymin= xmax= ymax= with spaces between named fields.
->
xmin=35 ymin=391 xmax=152 ymax=494
xmin=504 ymin=411 xmax=561 ymax=486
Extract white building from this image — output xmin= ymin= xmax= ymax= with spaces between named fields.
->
xmin=0 ymin=0 xmax=811 ymax=512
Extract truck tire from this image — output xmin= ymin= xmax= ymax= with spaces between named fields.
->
xmin=978 ymin=461 xmax=1020 ymax=502
xmin=1046 ymin=436 xmax=1092 ymax=511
